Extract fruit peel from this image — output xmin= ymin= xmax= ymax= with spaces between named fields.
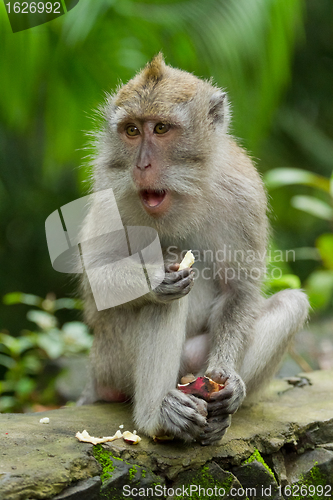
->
xmin=177 ymin=376 xmax=224 ymax=401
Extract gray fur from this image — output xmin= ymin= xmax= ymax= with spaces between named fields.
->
xmin=78 ymin=56 xmax=309 ymax=445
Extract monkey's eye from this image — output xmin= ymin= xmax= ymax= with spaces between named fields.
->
xmin=154 ymin=123 xmax=170 ymax=135
xmin=126 ymin=124 xmax=140 ymax=137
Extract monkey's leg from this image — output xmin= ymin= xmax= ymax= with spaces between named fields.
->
xmin=133 ymin=299 xmax=207 ymax=441
xmin=180 ymin=334 xmax=210 ymax=377
xmin=239 ymin=288 xmax=309 ymax=395
xmin=200 ymin=289 xmax=309 ymax=445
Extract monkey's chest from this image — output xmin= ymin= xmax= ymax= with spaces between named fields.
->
xmin=186 ymin=263 xmax=216 ymax=337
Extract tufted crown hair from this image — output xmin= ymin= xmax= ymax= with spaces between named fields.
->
xmin=114 ymin=53 xmax=199 ymax=117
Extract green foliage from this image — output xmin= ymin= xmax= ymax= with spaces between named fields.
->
xmin=0 ymin=0 xmax=307 ymax=335
xmin=265 ymin=168 xmax=333 ymax=311
xmin=0 ymin=0 xmax=304 ymax=159
xmin=266 ymin=273 xmax=302 ymax=293
xmin=0 ymin=293 xmax=91 ymax=412
xmin=264 ymin=168 xmax=330 ymax=192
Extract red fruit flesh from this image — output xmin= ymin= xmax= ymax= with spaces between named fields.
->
xmin=177 ymin=376 xmax=224 ymax=401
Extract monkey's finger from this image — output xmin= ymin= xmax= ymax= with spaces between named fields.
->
xmin=199 ymin=430 xmax=228 ymax=446
xmin=207 ymin=397 xmax=232 ymax=411
xmin=204 ymin=416 xmax=230 ymax=434
xmin=209 ymin=386 xmax=234 ymax=401
xmin=205 ymin=370 xmax=229 ymax=385
xmin=207 ymin=400 xmax=232 ymax=417
xmin=164 ymin=274 xmax=193 ymax=293
xmin=166 ymin=263 xmax=180 ymax=272
xmin=176 ymin=268 xmax=194 ymax=279
xmin=199 ymin=415 xmax=231 ymax=434
xmin=187 ymin=394 xmax=208 ymax=417
xmin=198 ymin=416 xmax=231 ymax=446
xmin=164 ymin=269 xmax=190 ymax=284
xmin=177 ymin=274 xmax=194 ymax=289
xmin=206 ymin=415 xmax=228 ymax=424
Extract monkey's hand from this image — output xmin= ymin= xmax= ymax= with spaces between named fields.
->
xmin=159 ymin=389 xmax=207 ymax=442
xmin=198 ymin=370 xmax=246 ymax=446
xmin=153 ymin=264 xmax=194 ymax=303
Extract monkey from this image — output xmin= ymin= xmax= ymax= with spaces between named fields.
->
xmin=77 ymin=54 xmax=309 ymax=445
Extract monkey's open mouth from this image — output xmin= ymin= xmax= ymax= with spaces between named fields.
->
xmin=140 ymin=189 xmax=167 ymax=208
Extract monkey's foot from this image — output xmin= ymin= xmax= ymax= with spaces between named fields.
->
xmin=197 ymin=414 xmax=231 ymax=446
xmin=159 ymin=389 xmax=207 ymax=442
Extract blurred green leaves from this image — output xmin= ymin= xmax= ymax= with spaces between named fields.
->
xmin=3 ymin=292 xmax=82 ymax=311
xmin=265 ymin=168 xmax=330 ymax=192
xmin=0 ymin=293 xmax=91 ymax=412
xmin=0 ymin=0 xmax=308 ymax=333
xmin=0 ymin=0 xmax=305 ymax=166
xmin=266 ymin=167 xmax=333 ymax=310
xmin=291 ymin=196 xmax=333 ymax=221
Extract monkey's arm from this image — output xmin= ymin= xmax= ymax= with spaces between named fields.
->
xmin=133 ymin=300 xmax=207 ymax=441
xmin=200 ymin=273 xmax=260 ymax=445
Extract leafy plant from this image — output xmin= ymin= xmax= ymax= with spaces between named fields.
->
xmin=265 ymin=168 xmax=333 ymax=310
xmin=0 ymin=0 xmax=305 ymax=335
xmin=0 ymin=293 xmax=91 ymax=412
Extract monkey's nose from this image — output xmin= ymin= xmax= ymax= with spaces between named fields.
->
xmin=136 ymin=163 xmax=151 ymax=170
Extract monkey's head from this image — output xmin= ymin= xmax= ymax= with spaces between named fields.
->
xmin=93 ymin=54 xmax=231 ymax=237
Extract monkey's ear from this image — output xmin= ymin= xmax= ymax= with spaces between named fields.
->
xmin=208 ymin=90 xmax=230 ymax=131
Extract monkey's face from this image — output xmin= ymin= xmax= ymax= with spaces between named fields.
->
xmin=117 ymin=117 xmax=183 ymax=217
xmin=94 ymin=55 xmax=230 ymax=234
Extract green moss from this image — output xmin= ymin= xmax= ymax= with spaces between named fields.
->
xmin=289 ymin=462 xmax=328 ymax=500
xmin=128 ymin=466 xmax=137 ymax=481
xmin=174 ymin=465 xmax=235 ymax=500
xmin=243 ymin=448 xmax=275 ymax=478
xmin=309 ymin=463 xmax=325 ymax=484
xmin=93 ymin=444 xmax=115 ymax=482
xmin=92 ymin=444 xmax=125 ymax=483
xmin=142 ymin=469 xmax=146 ymax=478
xmin=220 ymin=473 xmax=234 ymax=493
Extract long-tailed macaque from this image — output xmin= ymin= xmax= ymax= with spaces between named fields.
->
xmin=78 ymin=54 xmax=309 ymax=445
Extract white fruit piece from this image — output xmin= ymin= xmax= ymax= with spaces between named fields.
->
xmin=75 ymin=429 xmax=123 ymax=445
xmin=39 ymin=417 xmax=50 ymax=424
xmin=178 ymin=250 xmax=195 ymax=270
xmin=122 ymin=430 xmax=142 ymax=444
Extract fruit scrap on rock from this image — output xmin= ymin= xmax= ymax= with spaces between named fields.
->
xmin=123 ymin=430 xmax=141 ymax=444
xmin=75 ymin=429 xmax=123 ymax=444
xmin=177 ymin=376 xmax=224 ymax=401
xmin=76 ymin=429 xmax=142 ymax=445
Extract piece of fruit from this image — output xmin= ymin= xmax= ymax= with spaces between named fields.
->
xmin=75 ymin=429 xmax=123 ymax=445
xmin=177 ymin=376 xmax=224 ymax=401
xmin=178 ymin=250 xmax=195 ymax=270
xmin=123 ymin=430 xmax=141 ymax=444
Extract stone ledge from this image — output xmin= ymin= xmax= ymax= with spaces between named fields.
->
xmin=1 ymin=370 xmax=333 ymax=499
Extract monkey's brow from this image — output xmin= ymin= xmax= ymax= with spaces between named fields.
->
xmin=118 ymin=114 xmax=184 ymax=127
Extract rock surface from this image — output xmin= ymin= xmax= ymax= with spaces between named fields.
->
xmin=0 ymin=370 xmax=333 ymax=499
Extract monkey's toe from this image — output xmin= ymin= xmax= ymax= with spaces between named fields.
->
xmin=197 ymin=415 xmax=231 ymax=446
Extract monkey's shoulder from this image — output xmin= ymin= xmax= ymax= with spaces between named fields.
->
xmin=226 ymin=139 xmax=263 ymax=182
